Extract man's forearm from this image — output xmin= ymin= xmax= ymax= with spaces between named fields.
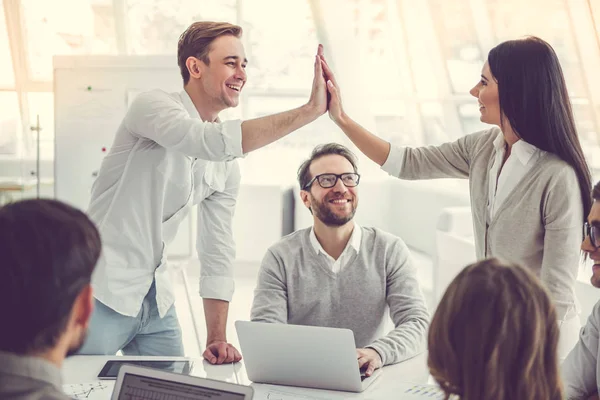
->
xmin=241 ymin=104 xmax=321 ymax=154
xmin=203 ymin=298 xmax=230 ymax=344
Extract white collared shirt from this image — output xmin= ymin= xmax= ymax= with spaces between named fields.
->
xmin=487 ymin=133 xmax=545 ymax=220
xmin=88 ymin=89 xmax=244 ymax=317
xmin=309 ymin=224 xmax=362 ymax=273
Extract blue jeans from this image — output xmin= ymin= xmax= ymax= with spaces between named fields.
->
xmin=78 ymin=281 xmax=184 ymax=356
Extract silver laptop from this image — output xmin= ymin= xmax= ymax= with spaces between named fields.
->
xmin=111 ymin=364 xmax=254 ymax=400
xmin=235 ymin=321 xmax=382 ymax=393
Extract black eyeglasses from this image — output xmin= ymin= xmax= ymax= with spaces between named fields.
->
xmin=584 ymin=222 xmax=600 ymax=249
xmin=303 ymin=173 xmax=361 ymax=190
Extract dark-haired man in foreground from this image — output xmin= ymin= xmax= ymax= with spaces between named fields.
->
xmin=0 ymin=199 xmax=101 ymax=399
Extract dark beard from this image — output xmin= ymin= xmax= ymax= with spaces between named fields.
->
xmin=311 ymin=195 xmax=356 ymax=226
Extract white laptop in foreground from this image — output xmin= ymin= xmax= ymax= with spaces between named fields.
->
xmin=235 ymin=320 xmax=382 ymax=393
xmin=111 ymin=364 xmax=253 ymax=400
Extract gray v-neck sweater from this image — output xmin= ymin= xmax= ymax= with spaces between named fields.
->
xmin=382 ymin=127 xmax=584 ymax=320
xmin=251 ymin=227 xmax=429 ymax=366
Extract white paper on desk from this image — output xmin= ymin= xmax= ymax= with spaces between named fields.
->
xmin=400 ymin=383 xmax=445 ymax=399
xmin=62 ymin=381 xmax=115 ymax=399
xmin=251 ymin=384 xmax=356 ymax=400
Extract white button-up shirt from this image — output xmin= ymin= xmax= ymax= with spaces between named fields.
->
xmin=309 ymin=224 xmax=362 ymax=273
xmin=88 ymin=89 xmax=243 ymax=318
xmin=487 ymin=134 xmax=544 ymax=221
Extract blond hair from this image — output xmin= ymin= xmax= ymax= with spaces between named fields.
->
xmin=177 ymin=21 xmax=242 ymax=84
xmin=428 ymin=258 xmax=563 ymax=400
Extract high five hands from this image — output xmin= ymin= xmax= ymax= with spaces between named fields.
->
xmin=307 ymin=44 xmax=345 ymax=124
xmin=316 ymin=45 xmax=344 ymax=124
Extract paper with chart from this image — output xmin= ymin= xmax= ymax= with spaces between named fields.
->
xmin=251 ymin=384 xmax=356 ymax=400
xmin=62 ymin=381 xmax=115 ymax=399
xmin=402 ymin=383 xmax=445 ymax=399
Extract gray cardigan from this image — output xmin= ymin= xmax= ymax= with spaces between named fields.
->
xmin=382 ymin=127 xmax=584 ymax=320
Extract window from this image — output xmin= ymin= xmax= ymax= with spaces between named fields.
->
xmin=1 ymin=0 xmax=599 ymax=183
xmin=0 ymin=5 xmax=15 ymax=88
xmin=126 ymin=0 xmax=237 ymax=55
xmin=242 ymin=0 xmax=318 ymax=92
xmin=21 ymin=0 xmax=118 ymax=81
xmin=486 ymin=0 xmax=588 ymax=97
xmin=592 ymin=0 xmax=600 ymax=41
xmin=0 ymin=92 xmax=22 ymax=155
xmin=428 ymin=0 xmax=484 ymax=94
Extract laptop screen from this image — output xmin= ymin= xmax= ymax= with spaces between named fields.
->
xmin=116 ymin=373 xmax=246 ymax=400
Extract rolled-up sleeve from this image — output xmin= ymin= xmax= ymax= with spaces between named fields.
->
xmin=381 ymin=144 xmax=406 ymax=177
xmin=197 ymin=163 xmax=241 ymax=301
xmin=125 ymin=90 xmax=243 ymax=161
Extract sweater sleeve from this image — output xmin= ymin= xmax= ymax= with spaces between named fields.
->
xmin=366 ymin=238 xmax=430 ymax=365
xmin=250 ymin=249 xmax=288 ymax=324
xmin=540 ymin=166 xmax=584 ymax=321
xmin=381 ymin=129 xmax=494 ymax=180
xmin=562 ymin=300 xmax=600 ymax=399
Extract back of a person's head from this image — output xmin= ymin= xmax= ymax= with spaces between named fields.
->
xmin=0 ymin=199 xmax=101 ymax=354
xmin=427 ymin=258 xmax=562 ymax=400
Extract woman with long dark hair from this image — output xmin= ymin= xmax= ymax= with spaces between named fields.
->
xmin=428 ymin=258 xmax=563 ymax=400
xmin=320 ymin=36 xmax=591 ymax=358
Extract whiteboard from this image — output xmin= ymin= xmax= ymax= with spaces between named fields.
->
xmin=53 ymin=55 xmax=190 ymax=257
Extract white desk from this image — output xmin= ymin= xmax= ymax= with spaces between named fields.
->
xmin=63 ymin=354 xmax=432 ymax=399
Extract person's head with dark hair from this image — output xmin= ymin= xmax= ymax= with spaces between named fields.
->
xmin=0 ymin=199 xmax=100 ymax=361
xmin=297 ymin=143 xmax=360 ymax=227
xmin=178 ymin=21 xmax=247 ymax=119
xmin=428 ymin=258 xmax=563 ymax=400
xmin=470 ymin=36 xmax=591 ymax=225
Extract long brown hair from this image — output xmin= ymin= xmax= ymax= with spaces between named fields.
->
xmin=488 ymin=36 xmax=592 ymax=228
xmin=428 ymin=258 xmax=563 ymax=400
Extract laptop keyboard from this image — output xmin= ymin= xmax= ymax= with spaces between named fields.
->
xmin=120 ymin=387 xmax=195 ymax=400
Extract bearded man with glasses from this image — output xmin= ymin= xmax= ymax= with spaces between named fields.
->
xmin=563 ymin=181 xmax=600 ymax=400
xmin=250 ymin=143 xmax=429 ymax=377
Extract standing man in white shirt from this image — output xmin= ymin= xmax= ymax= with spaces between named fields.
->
xmin=79 ymin=21 xmax=329 ymax=363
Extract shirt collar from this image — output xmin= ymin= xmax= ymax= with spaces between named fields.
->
xmin=492 ymin=131 xmax=505 ymax=150
xmin=179 ymin=90 xmax=202 ymax=120
xmin=0 ymin=350 xmax=63 ymax=389
xmin=309 ymin=224 xmax=362 ymax=257
xmin=179 ymin=90 xmax=222 ymax=123
xmin=493 ymin=132 xmax=539 ymax=166
xmin=511 ymin=139 xmax=539 ymax=165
